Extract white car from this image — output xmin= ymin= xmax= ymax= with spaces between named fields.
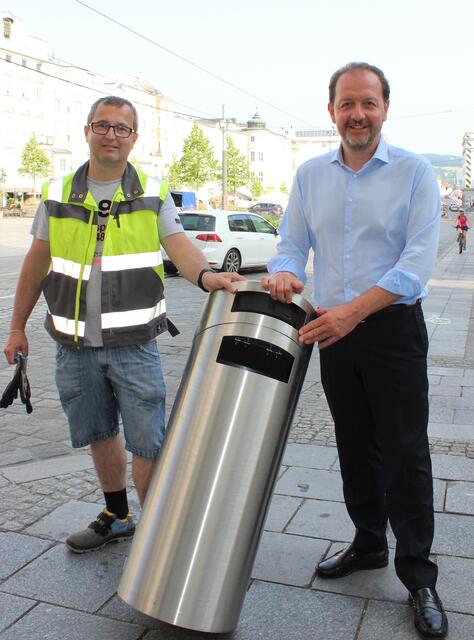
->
xmin=162 ymin=209 xmax=279 ymax=273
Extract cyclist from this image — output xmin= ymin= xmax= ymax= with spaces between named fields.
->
xmin=455 ymin=209 xmax=472 ymax=250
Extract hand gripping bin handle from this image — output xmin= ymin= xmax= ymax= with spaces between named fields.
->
xmin=118 ymin=281 xmax=316 ymax=633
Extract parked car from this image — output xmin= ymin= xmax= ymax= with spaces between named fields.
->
xmin=248 ymin=202 xmax=283 ymax=216
xmin=441 ymin=196 xmax=463 ymax=212
xmin=162 ymin=209 xmax=279 ymax=274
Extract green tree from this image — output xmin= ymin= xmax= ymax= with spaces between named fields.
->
xmin=175 ymin=122 xmax=220 ymax=196
xmin=18 ymin=134 xmax=50 ymax=197
xmin=250 ymin=174 xmax=264 ymax=198
xmin=280 ymin=181 xmax=289 ymax=194
xmin=166 ymin=158 xmax=183 ymax=189
xmin=225 ymin=135 xmax=250 ymax=196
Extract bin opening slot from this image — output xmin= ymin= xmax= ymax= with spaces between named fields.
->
xmin=216 ymin=336 xmax=294 ymax=383
xmin=231 ymin=291 xmax=307 ymax=330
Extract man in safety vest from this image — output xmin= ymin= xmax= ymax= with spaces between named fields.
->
xmin=3 ymin=96 xmax=243 ymax=553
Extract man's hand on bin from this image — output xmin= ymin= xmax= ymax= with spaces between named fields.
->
xmin=261 ymin=272 xmax=304 ymax=304
xmin=201 ymin=271 xmax=245 ymax=294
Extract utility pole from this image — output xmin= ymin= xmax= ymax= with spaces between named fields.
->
xmin=221 ymin=105 xmax=228 ymax=209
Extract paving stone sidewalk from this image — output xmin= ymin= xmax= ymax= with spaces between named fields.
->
xmin=0 ymin=218 xmax=473 ymax=639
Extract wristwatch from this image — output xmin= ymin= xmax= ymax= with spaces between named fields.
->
xmin=197 ymin=268 xmax=216 ymax=292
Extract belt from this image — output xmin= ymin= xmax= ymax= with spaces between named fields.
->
xmin=363 ymin=299 xmax=421 ymax=322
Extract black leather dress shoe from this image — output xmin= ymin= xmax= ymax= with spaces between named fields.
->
xmin=316 ymin=542 xmax=388 ymax=578
xmin=409 ymin=588 xmax=448 ymax=638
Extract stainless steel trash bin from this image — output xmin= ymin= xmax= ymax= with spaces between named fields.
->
xmin=118 ymin=281 xmax=316 ymax=633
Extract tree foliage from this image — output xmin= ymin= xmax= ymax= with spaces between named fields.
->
xmin=166 ymin=158 xmax=183 ymax=189
xmin=170 ymin=123 xmax=220 ymax=195
xmin=250 ymin=174 xmax=264 ymax=198
xmin=18 ymin=134 xmax=50 ymax=195
xmin=225 ymin=135 xmax=250 ymax=195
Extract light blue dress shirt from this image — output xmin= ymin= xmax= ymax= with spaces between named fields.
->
xmin=268 ymin=137 xmax=440 ymax=307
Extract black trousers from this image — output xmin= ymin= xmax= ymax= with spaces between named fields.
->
xmin=319 ymin=302 xmax=438 ymax=590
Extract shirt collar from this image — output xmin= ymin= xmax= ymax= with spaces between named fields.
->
xmin=331 ymin=136 xmax=390 ymax=169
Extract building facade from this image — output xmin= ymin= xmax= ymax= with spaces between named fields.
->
xmin=1 ymin=11 xmax=339 ymax=205
xmin=0 ymin=12 xmax=171 ymax=200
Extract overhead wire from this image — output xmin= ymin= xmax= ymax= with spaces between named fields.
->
xmin=0 ymin=56 xmax=220 ymax=122
xmin=6 ymin=44 xmax=218 ymax=119
xmin=72 ymin=2 xmax=474 ymax=129
xmin=73 ymin=0 xmax=319 ymax=128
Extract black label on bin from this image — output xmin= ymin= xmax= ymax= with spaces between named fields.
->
xmin=216 ymin=336 xmax=294 ymax=383
xmin=231 ymin=291 xmax=307 ymax=330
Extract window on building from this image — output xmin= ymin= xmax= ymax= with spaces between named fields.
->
xmin=3 ymin=18 xmax=13 ymax=39
xmin=36 ymin=63 xmax=42 ymax=72
xmin=5 ymin=54 xmax=11 ymax=63
xmin=22 ymin=58 xmax=27 ymax=67
xmin=250 ymin=136 xmax=255 ymax=142
xmin=250 ymin=151 xmax=255 ymax=162
xmin=59 ymin=159 xmax=66 ymax=172
xmin=258 ymin=171 xmax=264 ymax=183
xmin=258 ymin=152 xmax=264 ymax=162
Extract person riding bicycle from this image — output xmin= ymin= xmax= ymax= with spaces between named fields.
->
xmin=455 ymin=210 xmax=472 ymax=248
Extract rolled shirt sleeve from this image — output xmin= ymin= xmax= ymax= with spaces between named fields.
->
xmin=376 ymin=163 xmax=440 ymax=302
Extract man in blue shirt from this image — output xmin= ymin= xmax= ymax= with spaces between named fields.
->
xmin=262 ymin=62 xmax=447 ymax=639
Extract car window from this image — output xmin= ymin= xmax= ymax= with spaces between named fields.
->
xmin=179 ymin=214 xmax=216 ymax=232
xmin=248 ymin=214 xmax=276 ymax=234
xmin=228 ymin=214 xmax=253 ymax=232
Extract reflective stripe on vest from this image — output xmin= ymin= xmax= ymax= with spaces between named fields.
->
xmin=51 ymin=257 xmax=92 ymax=281
xmin=101 ymin=251 xmax=163 ymax=272
xmin=50 ymin=314 xmax=86 ymax=337
xmin=101 ymin=299 xmax=166 ymax=329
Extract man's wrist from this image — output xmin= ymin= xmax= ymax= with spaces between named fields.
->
xmin=197 ymin=268 xmax=216 ymax=292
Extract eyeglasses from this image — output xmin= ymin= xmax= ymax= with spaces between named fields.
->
xmin=88 ymin=121 xmax=135 ymax=138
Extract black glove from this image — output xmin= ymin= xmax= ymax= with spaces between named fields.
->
xmin=0 ymin=353 xmax=33 ymax=414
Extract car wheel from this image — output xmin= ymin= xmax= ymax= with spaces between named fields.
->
xmin=222 ymin=249 xmax=241 ymax=273
xmin=164 ymin=261 xmax=178 ymax=275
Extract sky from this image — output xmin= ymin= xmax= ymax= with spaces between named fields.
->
xmin=6 ymin=0 xmax=474 ymax=156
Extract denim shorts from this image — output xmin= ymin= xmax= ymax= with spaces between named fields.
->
xmin=55 ymin=341 xmax=166 ymax=458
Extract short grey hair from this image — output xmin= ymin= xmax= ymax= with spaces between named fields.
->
xmin=87 ymin=96 xmax=139 ymax=131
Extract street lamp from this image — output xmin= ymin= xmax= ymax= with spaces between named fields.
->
xmin=220 ymin=105 xmax=228 ymax=209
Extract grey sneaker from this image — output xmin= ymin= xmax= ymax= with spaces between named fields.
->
xmin=66 ymin=509 xmax=135 ymax=553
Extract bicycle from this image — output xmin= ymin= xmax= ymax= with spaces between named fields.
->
xmin=457 ymin=229 xmax=467 ymax=253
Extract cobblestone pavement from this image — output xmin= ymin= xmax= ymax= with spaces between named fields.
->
xmin=0 ymin=218 xmax=473 ymax=639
